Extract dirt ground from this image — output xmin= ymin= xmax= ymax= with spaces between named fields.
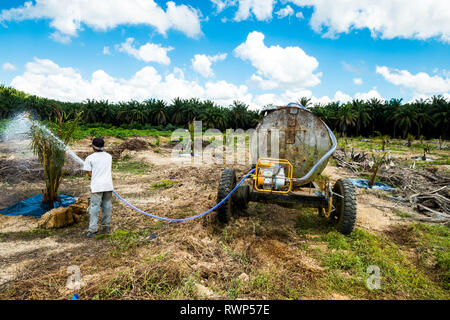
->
xmin=0 ymin=136 xmax=448 ymax=300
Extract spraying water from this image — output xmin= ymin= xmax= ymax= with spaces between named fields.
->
xmin=1 ymin=112 xmax=85 ymax=167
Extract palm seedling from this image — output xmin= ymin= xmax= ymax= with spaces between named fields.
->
xmin=419 ymin=135 xmax=425 ymax=145
xmin=381 ymin=135 xmax=390 ymax=151
xmin=407 ymin=134 xmax=414 ymax=148
xmin=369 ymin=150 xmax=388 ymax=187
xmin=29 ymin=107 xmax=82 ymax=204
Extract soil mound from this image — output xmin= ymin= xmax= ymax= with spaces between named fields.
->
xmin=109 ymin=138 xmax=149 ymax=160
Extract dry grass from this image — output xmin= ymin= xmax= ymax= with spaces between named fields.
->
xmin=0 ymin=137 xmax=449 ymax=300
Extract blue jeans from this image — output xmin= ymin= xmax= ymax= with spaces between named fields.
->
xmin=88 ymin=191 xmax=112 ymax=233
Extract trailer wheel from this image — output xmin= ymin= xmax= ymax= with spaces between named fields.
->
xmin=217 ymin=168 xmax=237 ymax=223
xmin=331 ymin=179 xmax=357 ymax=234
xmin=233 ymin=184 xmax=250 ymax=211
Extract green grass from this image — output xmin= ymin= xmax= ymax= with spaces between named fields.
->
xmin=221 ymin=243 xmax=249 ymax=265
xmin=0 ymin=228 xmax=53 ymax=240
xmin=295 ymin=209 xmax=331 ymax=237
xmin=93 ymin=254 xmax=197 ymax=299
xmin=408 ymin=223 xmax=450 ymax=290
xmin=72 ymin=125 xmax=172 ymax=140
xmin=318 ymin=229 xmax=448 ymax=299
xmin=150 ymin=138 xmax=160 ymax=147
xmin=112 ymin=159 xmax=152 ymax=174
xmin=95 ymin=269 xmax=174 ymax=299
xmin=392 ymin=209 xmax=413 ymax=218
xmin=416 ymin=158 xmax=450 ymax=166
xmin=337 ymin=137 xmax=447 ymax=154
xmin=293 ymin=210 xmax=449 ymax=299
xmin=103 ymin=229 xmax=145 ymax=254
xmin=150 ymin=180 xmax=178 ymax=189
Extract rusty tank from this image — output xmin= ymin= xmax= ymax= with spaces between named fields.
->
xmin=251 ymin=104 xmax=335 ymax=186
xmin=217 ymin=103 xmax=356 ymax=235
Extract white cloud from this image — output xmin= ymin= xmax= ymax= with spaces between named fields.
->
xmin=333 ymin=90 xmax=352 ymax=103
xmin=376 ymin=66 xmax=450 ymax=95
xmin=10 ymin=57 xmax=253 ymax=107
xmin=288 ymin=0 xmax=450 ymax=42
xmin=234 ymin=0 xmax=275 ymax=21
xmin=353 ymin=78 xmax=363 ymax=85
xmin=118 ymin=38 xmax=173 ymax=65
xmin=102 ymin=46 xmax=111 ymax=55
xmin=234 ymin=31 xmax=321 ymax=90
xmin=254 ymin=88 xmax=383 ymax=106
xmin=9 ymin=57 xmax=390 ymax=111
xmin=341 ymin=61 xmax=367 ymax=75
xmin=209 ymin=0 xmax=275 ymax=21
xmin=49 ymin=31 xmax=71 ymax=44
xmin=210 ymin=0 xmax=235 ymax=13
xmin=249 ymin=74 xmax=279 ymax=90
xmin=192 ymin=53 xmax=227 ymax=77
xmin=275 ymin=5 xmax=294 ymax=19
xmin=2 ymin=62 xmax=17 ymax=71
xmin=0 ymin=0 xmax=202 ymax=40
xmin=354 ymin=88 xmax=383 ymax=101
xmin=295 ymin=11 xmax=304 ymax=19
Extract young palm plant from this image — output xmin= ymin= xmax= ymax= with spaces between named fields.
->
xmin=29 ymin=107 xmax=82 ymax=204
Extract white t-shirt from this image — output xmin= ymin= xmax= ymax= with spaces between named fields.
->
xmin=83 ymin=152 xmax=114 ymax=193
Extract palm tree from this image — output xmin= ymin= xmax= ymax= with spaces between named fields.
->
xmin=366 ymin=98 xmax=383 ymax=136
xmin=146 ymin=99 xmax=168 ymax=126
xmin=390 ymin=104 xmax=418 ymax=139
xmin=386 ymin=98 xmax=403 ymax=138
xmin=413 ymin=98 xmax=432 ymax=137
xmin=127 ymin=100 xmax=146 ymax=125
xmin=353 ymin=99 xmax=371 ymax=136
xmin=184 ymin=98 xmax=200 ymax=124
xmin=200 ymin=100 xmax=220 ymax=129
xmin=231 ymin=100 xmax=251 ymax=129
xmin=432 ymin=95 xmax=449 ymax=139
xmin=30 ymin=107 xmax=82 ymax=204
xmin=297 ymin=97 xmax=312 ymax=108
xmin=336 ymin=103 xmax=356 ymax=135
xmin=170 ymin=98 xmax=185 ymax=126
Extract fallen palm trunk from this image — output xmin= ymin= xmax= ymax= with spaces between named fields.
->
xmin=38 ymin=197 xmax=89 ymax=229
xmin=410 ymin=186 xmax=450 ymax=221
xmin=332 ymin=149 xmax=369 ymax=173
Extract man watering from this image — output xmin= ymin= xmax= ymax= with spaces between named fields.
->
xmin=83 ymin=137 xmax=114 ymax=238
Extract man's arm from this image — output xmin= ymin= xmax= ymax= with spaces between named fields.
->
xmin=83 ymin=157 xmax=92 ymax=178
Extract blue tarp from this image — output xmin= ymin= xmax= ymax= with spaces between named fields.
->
xmin=348 ymin=178 xmax=395 ymax=191
xmin=0 ymin=194 xmax=77 ymax=218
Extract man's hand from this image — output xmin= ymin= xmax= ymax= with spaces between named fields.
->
xmin=86 ymin=171 xmax=92 ymax=178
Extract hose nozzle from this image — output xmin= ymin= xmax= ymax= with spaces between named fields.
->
xmin=22 ymin=112 xmax=32 ymax=120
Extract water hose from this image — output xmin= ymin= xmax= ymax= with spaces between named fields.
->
xmin=101 ymin=103 xmax=336 ymax=220
xmin=112 ymin=168 xmax=255 ymax=222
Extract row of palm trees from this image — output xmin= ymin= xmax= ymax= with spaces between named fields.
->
xmin=0 ymin=85 xmax=261 ymax=131
xmin=308 ymin=96 xmax=449 ymax=139
xmin=1 ymin=85 xmax=448 ymax=138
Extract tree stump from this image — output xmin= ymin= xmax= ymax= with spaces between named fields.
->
xmin=38 ymin=197 xmax=89 ymax=229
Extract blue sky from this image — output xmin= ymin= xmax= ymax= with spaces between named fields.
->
xmin=0 ymin=0 xmax=449 ymax=108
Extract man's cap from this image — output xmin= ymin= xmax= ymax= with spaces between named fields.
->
xmin=92 ymin=137 xmax=105 ymax=151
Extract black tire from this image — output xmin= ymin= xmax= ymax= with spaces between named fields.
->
xmin=217 ymin=168 xmax=237 ymax=223
xmin=330 ymin=179 xmax=357 ymax=234
xmin=233 ymin=184 xmax=250 ymax=211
